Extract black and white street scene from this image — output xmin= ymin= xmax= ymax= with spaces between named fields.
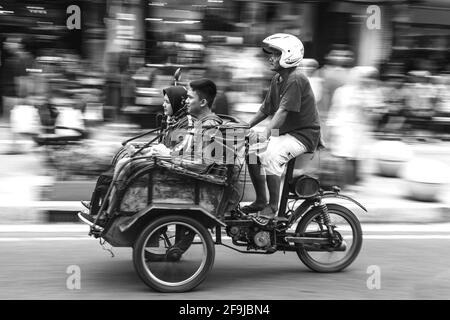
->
xmin=0 ymin=0 xmax=450 ymax=301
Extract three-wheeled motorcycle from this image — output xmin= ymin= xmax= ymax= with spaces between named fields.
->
xmin=78 ymin=69 xmax=366 ymax=293
xmin=78 ymin=115 xmax=366 ymax=293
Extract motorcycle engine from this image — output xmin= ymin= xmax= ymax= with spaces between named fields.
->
xmin=226 ymin=224 xmax=272 ymax=250
xmin=228 ymin=226 xmax=243 ymax=240
xmin=253 ymin=231 xmax=271 ymax=248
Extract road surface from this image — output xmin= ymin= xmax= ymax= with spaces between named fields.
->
xmin=0 ymin=223 xmax=449 ymax=300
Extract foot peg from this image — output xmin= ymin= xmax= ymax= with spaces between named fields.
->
xmin=81 ymin=201 xmax=91 ymax=209
xmin=77 ymin=211 xmax=104 ymax=232
xmin=79 ymin=211 xmax=95 ymax=223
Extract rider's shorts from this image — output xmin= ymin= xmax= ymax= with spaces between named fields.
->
xmin=257 ymin=134 xmax=307 ymax=176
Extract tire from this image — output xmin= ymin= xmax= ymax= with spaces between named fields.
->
xmin=133 ymin=215 xmax=215 ymax=293
xmin=295 ymin=204 xmax=363 ymax=273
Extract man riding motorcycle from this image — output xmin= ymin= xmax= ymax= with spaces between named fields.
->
xmin=242 ymin=33 xmax=323 ymax=221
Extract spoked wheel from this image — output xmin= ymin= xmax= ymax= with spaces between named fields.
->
xmin=295 ymin=204 xmax=363 ymax=272
xmin=144 ymin=226 xmax=194 ymax=262
xmin=133 ymin=215 xmax=215 ymax=293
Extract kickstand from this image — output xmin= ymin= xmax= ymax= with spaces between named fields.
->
xmin=99 ymin=239 xmax=115 ymax=258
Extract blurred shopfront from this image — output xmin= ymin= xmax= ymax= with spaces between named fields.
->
xmin=2 ymin=1 xmax=448 ymax=71
xmin=390 ymin=0 xmax=450 ymax=73
xmin=0 ymin=0 xmax=83 ymax=56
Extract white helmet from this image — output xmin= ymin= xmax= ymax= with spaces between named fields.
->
xmin=262 ymin=33 xmax=304 ymax=68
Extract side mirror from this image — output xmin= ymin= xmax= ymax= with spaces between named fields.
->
xmin=174 ymin=68 xmax=182 ymax=85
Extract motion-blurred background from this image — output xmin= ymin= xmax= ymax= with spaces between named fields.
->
xmin=0 ymin=0 xmax=449 ymax=222
xmin=1 ymin=0 xmax=450 ymax=301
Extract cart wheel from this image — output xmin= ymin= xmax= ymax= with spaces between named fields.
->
xmin=145 ymin=226 xmax=194 ymax=262
xmin=133 ymin=215 xmax=215 ymax=293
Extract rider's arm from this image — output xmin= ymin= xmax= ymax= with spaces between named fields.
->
xmin=249 ymin=78 xmax=276 ymax=128
xmin=265 ymin=108 xmax=288 ymax=139
xmin=248 ymin=109 xmax=268 ymax=128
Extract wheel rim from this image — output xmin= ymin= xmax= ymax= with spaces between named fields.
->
xmin=299 ymin=209 xmax=358 ymax=268
xmin=142 ymin=222 xmax=208 ymax=287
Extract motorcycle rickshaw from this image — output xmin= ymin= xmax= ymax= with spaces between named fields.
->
xmin=78 ymin=76 xmax=366 ymax=294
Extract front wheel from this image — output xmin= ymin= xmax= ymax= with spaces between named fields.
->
xmin=133 ymin=215 xmax=215 ymax=293
xmin=295 ymin=204 xmax=363 ymax=272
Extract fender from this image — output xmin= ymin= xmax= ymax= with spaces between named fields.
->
xmin=321 ymin=193 xmax=368 ymax=212
xmin=117 ymin=203 xmax=226 ymax=233
xmin=288 ymin=193 xmax=367 ymax=225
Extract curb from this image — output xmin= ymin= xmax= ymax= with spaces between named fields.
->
xmin=351 ymin=204 xmax=450 ymax=224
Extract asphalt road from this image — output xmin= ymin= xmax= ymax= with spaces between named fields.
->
xmin=1 ymin=224 xmax=449 ymax=300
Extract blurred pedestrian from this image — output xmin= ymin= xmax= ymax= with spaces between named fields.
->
xmin=0 ymin=36 xmax=33 ymax=154
xmin=379 ymin=73 xmax=408 ymax=133
xmin=403 ymin=70 xmax=436 ymax=132
xmin=300 ymin=58 xmax=324 ymax=129
xmin=327 ymin=66 xmax=381 ymax=186
xmin=435 ymin=73 xmax=450 ymax=115
xmin=316 ymin=48 xmax=354 ymax=139
xmin=1 ymin=37 xmax=29 ymax=119
xmin=299 ymin=59 xmax=322 ymax=101
xmin=432 ymin=73 xmax=450 ymax=135
xmin=103 ymin=51 xmax=123 ymax=121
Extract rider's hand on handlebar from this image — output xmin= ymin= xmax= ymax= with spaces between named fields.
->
xmin=247 ymin=129 xmax=267 ymax=144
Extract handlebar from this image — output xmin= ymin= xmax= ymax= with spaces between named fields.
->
xmin=121 ymin=127 xmax=161 ymax=146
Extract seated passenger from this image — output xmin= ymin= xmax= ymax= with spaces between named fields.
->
xmin=117 ymin=78 xmax=223 ymax=176
xmin=83 ymin=79 xmax=224 ymax=219
xmin=82 ymin=85 xmax=190 ymax=214
xmin=171 ymin=78 xmax=223 ymax=164
xmin=114 ymin=86 xmax=192 ymax=175
xmin=104 ymin=79 xmax=223 ymax=216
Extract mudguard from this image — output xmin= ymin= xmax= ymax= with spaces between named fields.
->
xmin=321 ymin=193 xmax=368 ymax=212
xmin=289 ymin=193 xmax=367 ymax=225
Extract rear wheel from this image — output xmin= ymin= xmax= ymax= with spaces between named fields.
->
xmin=144 ymin=226 xmax=194 ymax=262
xmin=133 ymin=215 xmax=215 ymax=292
xmin=295 ymin=204 xmax=363 ymax=272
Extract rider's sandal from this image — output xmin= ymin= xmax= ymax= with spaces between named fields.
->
xmin=252 ymin=216 xmax=271 ymax=227
xmin=240 ymin=203 xmax=267 ymax=214
xmin=252 ymin=206 xmax=277 ymax=226
xmin=258 ymin=206 xmax=277 ymax=218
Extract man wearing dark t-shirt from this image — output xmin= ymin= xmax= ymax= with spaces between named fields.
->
xmin=242 ymin=33 xmax=322 ymax=219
